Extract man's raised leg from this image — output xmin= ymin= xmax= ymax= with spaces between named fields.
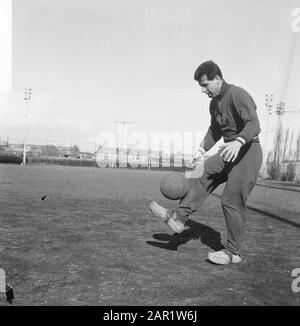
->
xmin=150 ymin=152 xmax=228 ymax=232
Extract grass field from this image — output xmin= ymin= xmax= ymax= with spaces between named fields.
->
xmin=0 ymin=164 xmax=299 ymax=306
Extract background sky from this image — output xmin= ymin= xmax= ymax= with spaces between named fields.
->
xmin=0 ymin=0 xmax=299 ymax=153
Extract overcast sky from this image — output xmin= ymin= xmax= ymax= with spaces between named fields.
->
xmin=0 ymin=0 xmax=299 ymax=152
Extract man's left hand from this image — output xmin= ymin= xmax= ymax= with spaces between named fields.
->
xmin=220 ymin=141 xmax=242 ymax=162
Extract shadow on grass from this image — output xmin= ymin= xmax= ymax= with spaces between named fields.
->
xmin=212 ymin=193 xmax=300 ymax=229
xmin=146 ymin=220 xmax=224 ymax=251
xmin=247 ymin=204 xmax=300 ymax=229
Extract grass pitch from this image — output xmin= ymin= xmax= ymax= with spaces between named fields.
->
xmin=0 ymin=164 xmax=299 ymax=305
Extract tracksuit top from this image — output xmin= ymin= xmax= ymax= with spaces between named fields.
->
xmin=203 ymin=81 xmax=261 ymax=151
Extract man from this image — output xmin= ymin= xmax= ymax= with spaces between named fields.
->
xmin=150 ymin=60 xmax=262 ymax=265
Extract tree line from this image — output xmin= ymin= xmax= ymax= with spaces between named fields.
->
xmin=266 ymin=124 xmax=300 ymax=182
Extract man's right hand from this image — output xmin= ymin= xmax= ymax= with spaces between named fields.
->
xmin=186 ymin=148 xmax=206 ymax=169
xmin=186 ymin=158 xmax=197 ymax=169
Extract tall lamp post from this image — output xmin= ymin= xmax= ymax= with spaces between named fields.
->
xmin=22 ymin=88 xmax=32 ymax=165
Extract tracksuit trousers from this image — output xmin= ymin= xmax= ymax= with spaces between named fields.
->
xmin=174 ymin=142 xmax=263 ymax=255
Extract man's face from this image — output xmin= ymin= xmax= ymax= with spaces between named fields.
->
xmin=198 ymin=74 xmax=222 ymax=98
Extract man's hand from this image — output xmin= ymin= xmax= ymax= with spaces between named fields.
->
xmin=220 ymin=140 xmax=243 ymax=162
xmin=186 ymin=157 xmax=203 ymax=169
xmin=186 ymin=148 xmax=205 ymax=169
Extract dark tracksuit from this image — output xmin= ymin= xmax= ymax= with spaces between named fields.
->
xmin=174 ymin=81 xmax=263 ymax=255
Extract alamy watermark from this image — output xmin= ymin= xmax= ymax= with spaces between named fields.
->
xmin=95 ymin=129 xmax=207 ymax=167
xmin=0 ymin=268 xmax=6 ymax=293
xmin=291 ymin=8 xmax=300 ymax=32
xmin=94 ymin=129 xmax=209 ymax=178
xmin=291 ymin=268 xmax=300 ymax=293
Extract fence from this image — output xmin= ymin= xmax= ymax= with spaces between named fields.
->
xmin=26 ymin=153 xmax=188 ymax=172
xmin=1 ymin=142 xmax=300 ymax=181
xmin=29 ymin=156 xmax=98 ymax=168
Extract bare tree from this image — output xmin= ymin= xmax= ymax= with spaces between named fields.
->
xmin=288 ymin=130 xmax=294 ymax=161
xmin=273 ymin=121 xmax=283 ymax=164
xmin=296 ymin=131 xmax=300 ymax=161
xmin=41 ymin=145 xmax=59 ymax=157
xmin=282 ymin=128 xmax=290 ymax=162
xmin=70 ymin=145 xmax=80 ymax=156
xmin=266 ymin=150 xmax=273 ymax=164
xmin=267 ymin=121 xmax=284 ymax=180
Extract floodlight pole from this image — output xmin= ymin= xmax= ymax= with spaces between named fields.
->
xmin=23 ymin=88 xmax=32 ymax=165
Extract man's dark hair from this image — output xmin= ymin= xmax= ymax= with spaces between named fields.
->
xmin=194 ymin=60 xmax=223 ymax=81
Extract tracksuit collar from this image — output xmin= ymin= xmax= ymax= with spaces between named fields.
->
xmin=218 ymin=80 xmax=230 ymax=99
